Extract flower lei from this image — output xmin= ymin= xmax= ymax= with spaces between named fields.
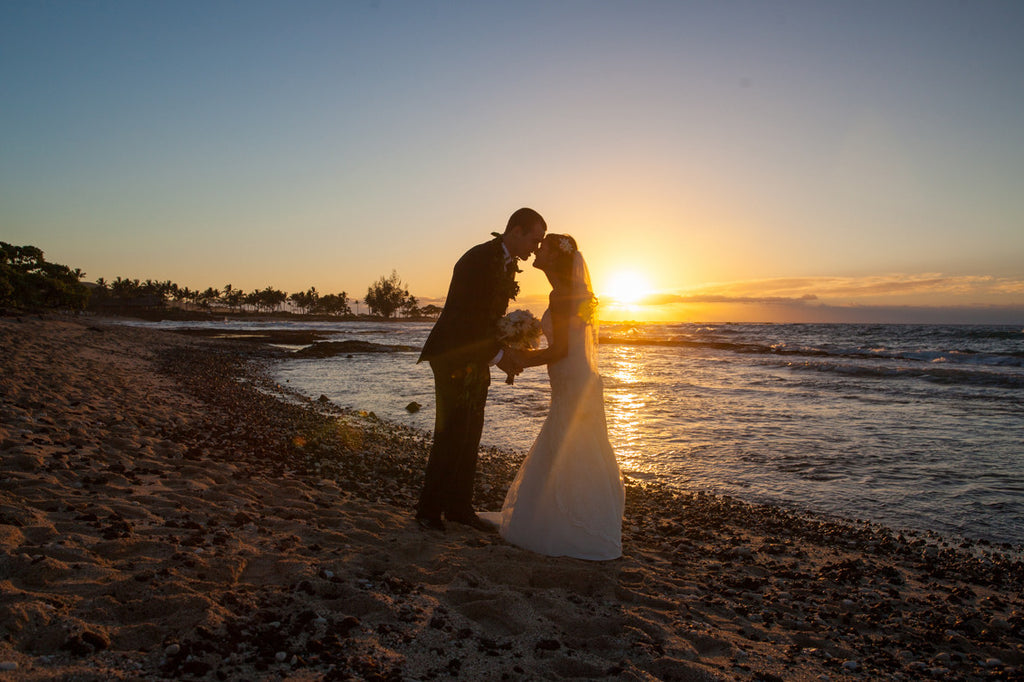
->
xmin=490 ymin=233 xmax=519 ymax=308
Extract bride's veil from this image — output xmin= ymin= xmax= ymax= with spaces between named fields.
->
xmin=572 ymin=251 xmax=600 ymax=372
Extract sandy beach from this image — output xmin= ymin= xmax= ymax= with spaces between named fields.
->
xmin=1 ymin=316 xmax=1022 ymax=681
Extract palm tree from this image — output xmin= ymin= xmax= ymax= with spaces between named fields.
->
xmin=179 ymin=287 xmax=195 ymax=309
xmin=200 ymin=286 xmax=220 ymax=309
xmin=244 ymin=290 xmax=260 ymax=312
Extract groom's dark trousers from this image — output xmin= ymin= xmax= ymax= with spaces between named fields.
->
xmin=416 ymin=235 xmax=512 ymax=522
xmin=417 ymin=359 xmax=490 ymax=520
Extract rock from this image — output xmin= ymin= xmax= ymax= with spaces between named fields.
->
xmin=181 ymin=660 xmax=211 ymax=676
xmin=61 ymin=635 xmax=93 ymax=657
xmin=80 ymin=630 xmax=109 ymax=651
xmin=0 ymin=662 xmax=18 ymax=672
xmin=338 ymin=615 xmax=360 ymax=635
xmin=752 ymin=672 xmax=783 ymax=682
xmin=405 ymin=401 xmax=421 ymax=413
xmin=988 ymin=618 xmax=1011 ymax=632
xmin=164 ymin=643 xmax=181 ymax=656
xmin=293 ymin=340 xmax=416 ymax=358
xmin=651 ymin=657 xmax=711 ymax=680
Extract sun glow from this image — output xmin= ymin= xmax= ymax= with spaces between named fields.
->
xmin=602 ymin=270 xmax=651 ymax=306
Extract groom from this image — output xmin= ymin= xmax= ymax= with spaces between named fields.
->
xmin=415 ymin=208 xmax=547 ymax=531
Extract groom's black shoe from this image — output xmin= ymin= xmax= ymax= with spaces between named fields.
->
xmin=415 ymin=515 xmax=445 ymax=532
xmin=446 ymin=513 xmax=495 ymax=532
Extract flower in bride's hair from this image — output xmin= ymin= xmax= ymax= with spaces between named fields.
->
xmin=558 ymin=237 xmax=574 ymax=254
xmin=497 ymin=309 xmax=542 ymax=351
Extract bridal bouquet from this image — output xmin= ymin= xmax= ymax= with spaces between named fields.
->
xmin=497 ymin=309 xmax=542 ymax=350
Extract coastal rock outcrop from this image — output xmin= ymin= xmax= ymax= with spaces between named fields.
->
xmin=292 ymin=340 xmax=416 ymax=358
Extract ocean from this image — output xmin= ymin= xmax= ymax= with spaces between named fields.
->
xmin=129 ymin=319 xmax=1024 ymax=546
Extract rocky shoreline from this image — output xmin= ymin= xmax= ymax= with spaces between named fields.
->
xmin=1 ymin=316 xmax=1022 ymax=680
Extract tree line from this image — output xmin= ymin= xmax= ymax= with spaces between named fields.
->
xmin=1 ymin=242 xmax=441 ymax=320
xmin=0 ymin=242 xmax=89 ymax=310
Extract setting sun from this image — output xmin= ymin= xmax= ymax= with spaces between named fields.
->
xmin=602 ymin=271 xmax=651 ymax=306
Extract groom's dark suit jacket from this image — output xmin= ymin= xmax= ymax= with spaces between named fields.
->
xmin=419 ymin=236 xmax=515 ymax=367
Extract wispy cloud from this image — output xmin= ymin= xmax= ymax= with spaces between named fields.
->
xmin=642 ymin=274 xmax=1024 ymax=306
xmin=637 ymin=293 xmax=817 ymax=306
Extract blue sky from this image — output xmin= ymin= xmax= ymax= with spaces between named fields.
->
xmin=3 ymin=0 xmax=1023 ymax=322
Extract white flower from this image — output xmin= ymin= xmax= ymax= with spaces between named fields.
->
xmin=497 ymin=309 xmax=542 ymax=350
xmin=558 ymin=237 xmax=574 ymax=253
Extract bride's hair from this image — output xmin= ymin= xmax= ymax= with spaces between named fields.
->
xmin=545 ymin=233 xmax=600 ymax=351
xmin=544 ymin=233 xmax=578 ymax=280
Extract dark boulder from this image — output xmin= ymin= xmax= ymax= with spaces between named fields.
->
xmin=292 ymin=340 xmax=416 ymax=358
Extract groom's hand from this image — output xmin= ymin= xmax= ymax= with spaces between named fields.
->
xmin=497 ymin=350 xmax=523 ymax=385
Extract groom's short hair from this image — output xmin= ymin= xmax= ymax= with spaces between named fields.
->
xmin=505 ymin=207 xmax=546 ymax=234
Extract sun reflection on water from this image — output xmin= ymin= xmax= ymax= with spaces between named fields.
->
xmin=602 ymin=345 xmax=649 ymax=475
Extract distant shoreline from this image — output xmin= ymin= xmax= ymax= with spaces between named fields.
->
xmin=79 ymin=307 xmax=438 ymax=324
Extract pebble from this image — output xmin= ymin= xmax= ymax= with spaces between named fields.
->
xmin=0 ymin=662 xmax=18 ymax=671
xmin=842 ymin=660 xmax=859 ymax=671
xmin=275 ymin=651 xmax=288 ymax=662
xmin=164 ymin=643 xmax=181 ymax=656
xmin=989 ymin=618 xmax=1010 ymax=632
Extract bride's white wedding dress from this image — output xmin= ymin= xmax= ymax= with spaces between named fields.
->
xmin=484 ymin=276 xmax=624 ymax=560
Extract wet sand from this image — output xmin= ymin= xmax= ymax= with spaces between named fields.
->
xmin=1 ymin=315 xmax=1022 ymax=680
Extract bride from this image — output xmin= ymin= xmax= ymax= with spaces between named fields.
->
xmin=483 ymin=234 xmax=625 ymax=560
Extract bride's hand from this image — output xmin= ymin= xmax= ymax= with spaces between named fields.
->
xmin=497 ymin=350 xmax=524 ymax=384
